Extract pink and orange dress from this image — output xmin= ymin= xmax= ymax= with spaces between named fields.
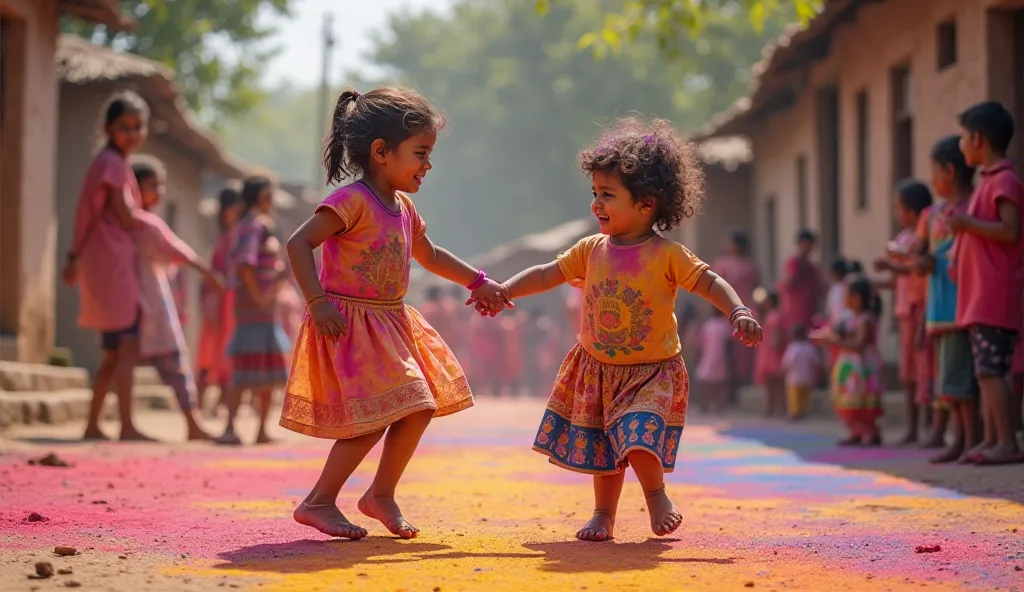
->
xmin=280 ymin=181 xmax=473 ymax=439
xmin=533 ymin=234 xmax=708 ymax=475
xmin=195 ymin=231 xmax=235 ymax=386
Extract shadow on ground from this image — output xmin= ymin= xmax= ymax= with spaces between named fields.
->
xmin=717 ymin=419 xmax=1024 ymax=504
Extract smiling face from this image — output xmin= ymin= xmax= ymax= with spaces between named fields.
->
xmin=590 ymin=169 xmax=654 ymax=240
xmin=376 ymin=129 xmax=436 ymax=194
xmin=106 ymin=112 xmax=147 ymax=155
xmin=138 ymin=175 xmax=165 ymax=211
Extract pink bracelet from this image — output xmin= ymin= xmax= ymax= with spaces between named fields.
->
xmin=466 ymin=270 xmax=488 ymax=291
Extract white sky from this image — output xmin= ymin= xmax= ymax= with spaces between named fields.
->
xmin=262 ymin=0 xmax=454 ymax=87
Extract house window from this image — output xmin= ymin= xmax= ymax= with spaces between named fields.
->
xmin=856 ymin=90 xmax=869 ymax=210
xmin=796 ymin=155 xmax=808 ymax=228
xmin=937 ymin=19 xmax=957 ymax=70
xmin=891 ymin=66 xmax=913 ymax=233
xmin=765 ymin=195 xmax=778 ymax=283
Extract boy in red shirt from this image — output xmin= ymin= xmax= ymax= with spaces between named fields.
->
xmin=948 ymin=101 xmax=1024 ymax=465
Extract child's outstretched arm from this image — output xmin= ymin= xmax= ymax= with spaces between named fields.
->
xmin=691 ymin=270 xmax=762 ymax=346
xmin=286 ymin=210 xmax=348 ymax=339
xmin=501 ymin=261 xmax=567 ymax=299
xmin=412 ymin=235 xmax=508 ymax=312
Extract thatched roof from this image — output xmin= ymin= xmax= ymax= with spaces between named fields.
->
xmin=58 ymin=0 xmax=134 ymax=30
xmin=696 ymin=0 xmax=869 ymax=140
xmin=56 ymin=35 xmax=248 ymax=178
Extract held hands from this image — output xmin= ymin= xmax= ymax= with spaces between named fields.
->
xmin=466 ymin=279 xmax=513 ymax=317
xmin=945 ymin=209 xmax=969 ymax=233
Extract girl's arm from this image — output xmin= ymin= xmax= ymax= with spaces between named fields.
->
xmin=237 ymin=265 xmax=266 ymax=309
xmin=412 ymin=234 xmax=508 ymax=310
xmin=949 ymin=200 xmax=1020 ymax=243
xmin=287 ymin=209 xmax=344 ymax=302
xmin=502 ymin=261 xmax=567 ymax=299
xmin=107 ymin=186 xmax=135 ymax=230
xmin=691 ymin=270 xmax=762 ymax=346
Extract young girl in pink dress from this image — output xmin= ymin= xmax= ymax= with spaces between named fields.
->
xmin=755 ymin=291 xmax=786 ymax=417
xmin=712 ymin=231 xmax=761 ymax=393
xmin=694 ymin=306 xmax=733 ymax=414
xmin=494 ymin=118 xmax=762 ymax=542
xmin=196 ymin=188 xmax=242 ymax=415
xmin=283 ymin=86 xmax=507 ymax=540
xmin=62 ymin=92 xmax=152 ymax=442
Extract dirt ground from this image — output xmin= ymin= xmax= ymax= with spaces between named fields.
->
xmin=1 ymin=399 xmax=1022 ymax=592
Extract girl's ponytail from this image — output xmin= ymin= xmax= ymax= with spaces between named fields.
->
xmin=322 ymin=90 xmax=360 ymax=186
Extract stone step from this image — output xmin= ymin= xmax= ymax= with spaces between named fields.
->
xmin=0 ymin=361 xmax=89 ymax=392
xmin=0 ymin=385 xmax=176 ymax=431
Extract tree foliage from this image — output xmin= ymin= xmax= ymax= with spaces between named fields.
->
xmin=63 ymin=0 xmax=292 ymax=124
xmin=223 ymin=0 xmax=789 ymax=256
xmin=537 ymin=0 xmax=820 ymax=59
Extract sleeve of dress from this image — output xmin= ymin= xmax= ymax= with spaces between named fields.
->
xmin=556 ymin=235 xmax=600 ymax=287
xmin=994 ymin=174 xmax=1024 ymax=210
xmin=315 ymin=184 xmax=368 ymax=233
xmin=398 ymin=193 xmax=427 ymax=239
xmin=668 ymin=242 xmax=710 ymax=292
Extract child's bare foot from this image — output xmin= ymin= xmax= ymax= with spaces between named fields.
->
xmin=357 ymin=492 xmax=418 ymax=539
xmin=920 ymin=434 xmax=946 ymax=449
xmin=119 ymin=428 xmax=158 ymax=442
xmin=293 ymin=502 xmax=367 ymax=539
xmin=837 ymin=435 xmax=861 ymax=447
xmin=83 ymin=426 xmax=110 ymax=441
xmin=576 ymin=510 xmax=615 ymax=542
xmin=215 ymin=431 xmax=242 ymax=446
xmin=187 ymin=427 xmax=215 ymax=441
xmin=929 ymin=442 xmax=963 ymax=463
xmin=896 ymin=432 xmax=917 ymax=446
xmin=960 ymin=440 xmax=993 ymax=463
xmin=972 ymin=446 xmax=1024 ymax=465
xmin=255 ymin=431 xmax=275 ymax=445
xmin=644 ymin=486 xmax=682 ymax=536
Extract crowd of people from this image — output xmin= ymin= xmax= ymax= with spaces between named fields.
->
xmin=688 ymin=100 xmax=1023 ymax=466
xmin=63 ymin=90 xmax=302 ymax=444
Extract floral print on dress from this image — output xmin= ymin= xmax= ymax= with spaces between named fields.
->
xmin=585 ymin=278 xmax=654 ymax=358
xmin=352 ymin=234 xmax=408 ymax=299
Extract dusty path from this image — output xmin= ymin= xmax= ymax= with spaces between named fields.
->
xmin=1 ymin=399 xmax=1022 ymax=591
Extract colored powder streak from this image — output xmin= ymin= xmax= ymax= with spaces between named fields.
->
xmin=1 ymin=400 xmax=1021 ymax=591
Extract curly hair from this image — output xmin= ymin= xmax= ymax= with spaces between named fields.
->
xmin=578 ymin=117 xmax=704 ymax=231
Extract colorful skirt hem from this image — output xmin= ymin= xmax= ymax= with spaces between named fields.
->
xmin=531 ymin=344 xmax=688 ymax=476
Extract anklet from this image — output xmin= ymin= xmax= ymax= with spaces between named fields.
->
xmin=592 ymin=509 xmax=613 ymax=515
xmin=644 ymin=486 xmax=666 ymax=498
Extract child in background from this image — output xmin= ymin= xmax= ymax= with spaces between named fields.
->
xmin=284 ymin=86 xmax=505 ymax=540
xmin=62 ymin=91 xmax=150 ymax=442
xmin=217 ymin=175 xmax=292 ymax=446
xmin=824 ymin=258 xmax=850 ymax=370
xmin=918 ymin=135 xmax=978 ymax=463
xmin=781 ymin=324 xmax=821 ymax=421
xmin=874 ymin=180 xmax=933 ymax=445
xmin=694 ymin=303 xmax=733 ymax=414
xmin=496 ymin=117 xmax=761 ymax=542
xmin=755 ymin=291 xmax=786 ymax=417
xmin=195 ymin=188 xmax=242 ymax=416
xmin=815 ymin=275 xmax=884 ymax=446
xmin=948 ymin=101 xmax=1024 ymax=465
xmin=131 ymin=156 xmax=220 ymax=441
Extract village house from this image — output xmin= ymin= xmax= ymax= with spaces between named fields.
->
xmin=0 ymin=1 xmax=131 ymax=364
xmin=698 ymin=0 xmax=1024 ymax=359
xmin=54 ymin=34 xmax=249 ymax=371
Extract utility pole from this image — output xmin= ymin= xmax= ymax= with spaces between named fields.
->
xmin=315 ymin=12 xmax=335 ymax=185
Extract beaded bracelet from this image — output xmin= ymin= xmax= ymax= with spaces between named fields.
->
xmin=729 ymin=305 xmax=754 ymax=324
xmin=466 ymin=270 xmax=488 ymax=291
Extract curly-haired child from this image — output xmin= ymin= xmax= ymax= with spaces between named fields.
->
xmin=490 ymin=118 xmax=762 ymax=542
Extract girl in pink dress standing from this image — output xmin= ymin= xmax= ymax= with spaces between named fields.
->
xmin=62 ymin=92 xmax=152 ymax=442
xmin=755 ymin=291 xmax=786 ymax=417
xmin=283 ymin=86 xmax=507 ymax=540
xmin=195 ymin=188 xmax=242 ymax=415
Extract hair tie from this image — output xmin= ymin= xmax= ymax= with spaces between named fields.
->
xmin=351 ymin=90 xmax=360 ymax=100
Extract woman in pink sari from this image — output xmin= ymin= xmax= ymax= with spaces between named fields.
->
xmin=712 ymin=231 xmax=761 ymax=395
xmin=195 ymin=188 xmax=242 ymax=415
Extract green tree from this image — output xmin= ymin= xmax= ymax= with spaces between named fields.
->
xmin=538 ymin=0 xmax=820 ymax=59
xmin=358 ymin=0 xmax=788 ymax=255
xmin=63 ymin=0 xmax=292 ymax=123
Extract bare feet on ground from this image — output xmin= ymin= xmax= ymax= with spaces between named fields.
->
xmin=82 ymin=427 xmax=111 ymax=441
xmin=973 ymin=445 xmax=1024 ymax=465
xmin=644 ymin=487 xmax=682 ymax=537
xmin=255 ymin=431 xmax=275 ymax=445
xmin=576 ymin=511 xmax=615 ymax=542
xmin=215 ymin=431 xmax=242 ymax=446
xmin=293 ymin=502 xmax=367 ymax=540
xmin=960 ymin=441 xmax=994 ymax=463
xmin=119 ymin=428 xmax=158 ymax=442
xmin=358 ymin=492 xmax=418 ymax=539
xmin=929 ymin=441 xmax=963 ymax=464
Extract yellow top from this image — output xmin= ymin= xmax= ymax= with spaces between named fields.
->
xmin=557 ymin=234 xmax=709 ymax=364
